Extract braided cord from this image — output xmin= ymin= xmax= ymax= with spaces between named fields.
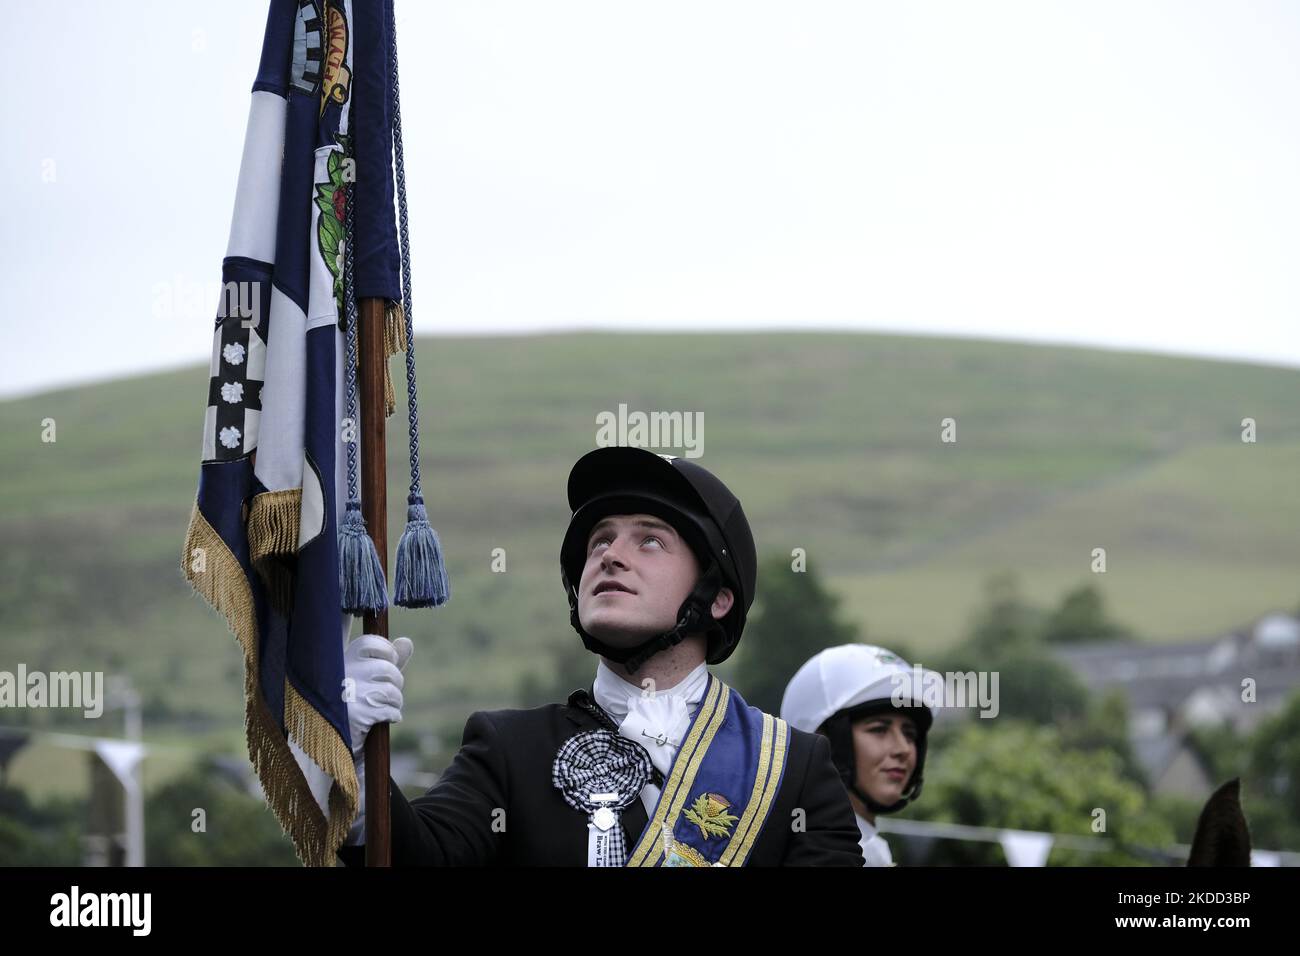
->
xmin=389 ymin=0 xmax=422 ymax=500
xmin=342 ymin=167 xmax=360 ymax=505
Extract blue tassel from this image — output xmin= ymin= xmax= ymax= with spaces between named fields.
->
xmin=393 ymin=494 xmax=451 ymax=608
xmin=338 ymin=502 xmax=389 ymax=615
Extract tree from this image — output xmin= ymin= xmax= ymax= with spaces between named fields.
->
xmin=727 ymin=553 xmax=860 ymax=715
xmin=964 ymin=572 xmax=1044 ymax=659
xmin=1186 ymin=722 xmax=1250 ymax=784
xmin=907 ymin=720 xmax=1176 ymax=865
xmin=936 ymin=645 xmax=1090 ymax=726
xmin=516 ymin=632 xmax=596 ymax=709
xmin=145 ymin=760 xmax=301 ymax=866
xmin=934 ymin=574 xmax=1094 ymax=726
xmin=0 ymin=785 xmax=81 ymax=866
xmin=1062 ymin=690 xmax=1146 ymax=787
xmin=1247 ymin=689 xmax=1300 ymax=840
xmin=1041 ymin=585 xmax=1132 ymax=645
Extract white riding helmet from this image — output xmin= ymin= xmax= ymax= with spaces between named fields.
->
xmin=781 ymin=644 xmax=938 ymax=814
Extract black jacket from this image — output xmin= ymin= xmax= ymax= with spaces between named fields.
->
xmin=338 ymin=689 xmax=864 ymax=866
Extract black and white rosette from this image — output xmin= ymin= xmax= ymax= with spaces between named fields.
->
xmin=552 ymin=730 xmax=652 ymax=867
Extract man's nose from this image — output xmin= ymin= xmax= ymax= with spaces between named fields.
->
xmin=600 ymin=541 xmax=629 ymax=570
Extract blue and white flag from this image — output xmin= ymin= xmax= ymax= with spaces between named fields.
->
xmin=182 ymin=0 xmax=402 ymax=866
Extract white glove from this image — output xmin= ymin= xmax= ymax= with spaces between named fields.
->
xmin=344 ymin=634 xmax=413 ymax=847
xmin=345 ymin=633 xmax=414 ymax=760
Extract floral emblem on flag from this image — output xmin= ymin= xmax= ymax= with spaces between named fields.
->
xmin=315 ymin=134 xmax=351 ymax=317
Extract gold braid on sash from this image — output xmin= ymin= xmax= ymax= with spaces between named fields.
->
xmin=627 ymin=678 xmax=726 ymax=866
xmin=719 ymin=716 xmax=788 ymax=866
xmin=625 ymin=682 xmax=792 ymax=867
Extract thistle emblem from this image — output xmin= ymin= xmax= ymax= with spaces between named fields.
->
xmin=683 ymin=792 xmax=738 ymax=840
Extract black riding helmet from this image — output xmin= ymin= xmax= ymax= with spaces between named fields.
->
xmin=560 ymin=447 xmax=757 ymax=673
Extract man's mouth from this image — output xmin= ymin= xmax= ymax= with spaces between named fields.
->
xmin=593 ymin=580 xmax=635 ymax=595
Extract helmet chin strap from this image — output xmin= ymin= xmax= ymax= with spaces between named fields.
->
xmin=572 ymin=561 xmax=724 ymax=675
xmin=851 ymin=782 xmax=911 ymax=817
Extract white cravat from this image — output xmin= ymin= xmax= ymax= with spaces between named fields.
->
xmin=593 ymin=659 xmax=710 ymax=818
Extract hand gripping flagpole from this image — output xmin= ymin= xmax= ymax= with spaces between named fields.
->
xmin=342 ymin=167 xmax=392 ymax=865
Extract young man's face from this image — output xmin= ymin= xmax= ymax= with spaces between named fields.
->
xmin=577 ymin=512 xmax=732 ymax=647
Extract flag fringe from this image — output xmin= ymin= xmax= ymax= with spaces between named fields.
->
xmin=182 ymin=500 xmax=359 ymax=867
xmin=248 ymin=488 xmax=302 ymax=558
xmin=284 ymin=682 xmax=361 ymax=863
xmin=248 ymin=489 xmax=302 ymax=617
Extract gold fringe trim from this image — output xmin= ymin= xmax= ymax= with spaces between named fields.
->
xmin=248 ymin=489 xmax=302 ymax=562
xmin=286 ymin=682 xmax=361 ymax=862
xmin=181 ymin=501 xmax=359 ymax=867
xmin=247 ymin=489 xmax=302 ymax=619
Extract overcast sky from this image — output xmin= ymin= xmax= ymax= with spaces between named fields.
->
xmin=3 ymin=0 xmax=1298 ymax=399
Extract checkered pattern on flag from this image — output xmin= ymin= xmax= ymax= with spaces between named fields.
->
xmin=181 ymin=0 xmax=401 ymax=866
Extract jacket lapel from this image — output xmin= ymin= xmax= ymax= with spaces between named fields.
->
xmin=621 ymin=791 xmax=650 ymax=845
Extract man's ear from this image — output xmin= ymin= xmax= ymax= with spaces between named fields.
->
xmin=711 ymin=586 xmax=735 ymax=620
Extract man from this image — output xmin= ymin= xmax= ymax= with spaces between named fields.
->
xmin=338 ymin=446 xmax=863 ymax=866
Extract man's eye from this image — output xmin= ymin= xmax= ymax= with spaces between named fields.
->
xmin=591 ymin=534 xmax=663 ymax=552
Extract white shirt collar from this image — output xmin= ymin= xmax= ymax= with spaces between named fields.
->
xmin=856 ymin=812 xmax=895 ymax=867
xmin=592 ymin=659 xmax=710 ymax=780
xmin=592 ymin=658 xmax=709 ymax=719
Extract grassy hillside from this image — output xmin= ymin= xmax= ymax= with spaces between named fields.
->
xmin=2 ymin=331 xmax=1298 ymax=795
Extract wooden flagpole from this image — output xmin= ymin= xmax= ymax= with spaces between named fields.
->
xmin=358 ymin=296 xmax=391 ymax=867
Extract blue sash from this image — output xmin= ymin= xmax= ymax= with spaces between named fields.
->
xmin=626 ymin=676 xmax=790 ymax=867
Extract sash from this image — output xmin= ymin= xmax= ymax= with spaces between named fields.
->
xmin=625 ymin=676 xmax=790 ymax=867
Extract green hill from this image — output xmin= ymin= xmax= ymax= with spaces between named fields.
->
xmin=2 ymin=331 xmax=1298 ymax=795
